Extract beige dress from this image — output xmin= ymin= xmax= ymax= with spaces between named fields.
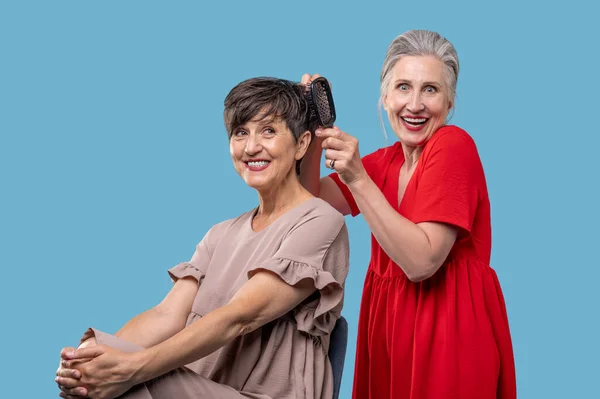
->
xmin=84 ymin=198 xmax=350 ymax=399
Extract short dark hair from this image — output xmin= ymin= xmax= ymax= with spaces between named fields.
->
xmin=223 ymin=77 xmax=314 ymax=141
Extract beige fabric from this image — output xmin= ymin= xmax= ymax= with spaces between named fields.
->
xmin=86 ymin=198 xmax=349 ymax=399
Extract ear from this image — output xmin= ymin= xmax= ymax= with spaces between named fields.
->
xmin=295 ymin=130 xmax=312 ymax=160
xmin=382 ymin=94 xmax=389 ymax=112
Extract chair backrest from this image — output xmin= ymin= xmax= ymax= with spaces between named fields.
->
xmin=328 ymin=316 xmax=348 ymax=399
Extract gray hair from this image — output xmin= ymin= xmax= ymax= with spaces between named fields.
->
xmin=378 ymin=30 xmax=460 ymax=138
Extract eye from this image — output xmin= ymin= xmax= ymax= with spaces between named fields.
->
xmin=263 ymin=127 xmax=276 ymax=135
xmin=232 ymin=129 xmax=247 ymax=138
xmin=397 ymin=83 xmax=409 ymax=91
xmin=424 ymin=85 xmax=437 ymax=93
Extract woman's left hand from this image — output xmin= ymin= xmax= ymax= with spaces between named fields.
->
xmin=317 ymin=126 xmax=367 ymax=186
xmin=61 ymin=345 xmax=140 ymax=399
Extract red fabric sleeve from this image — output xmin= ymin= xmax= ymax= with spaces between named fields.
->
xmin=328 ymin=145 xmax=397 ymax=217
xmin=411 ymin=127 xmax=482 ymax=236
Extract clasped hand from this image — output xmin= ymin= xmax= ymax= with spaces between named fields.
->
xmin=55 ymin=342 xmax=138 ymax=399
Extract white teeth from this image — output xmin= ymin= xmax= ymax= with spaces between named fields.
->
xmin=248 ymin=161 xmax=269 ymax=167
xmin=402 ymin=117 xmax=428 ymax=124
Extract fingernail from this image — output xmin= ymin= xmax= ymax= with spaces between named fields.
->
xmin=66 ymin=351 xmax=75 ymax=357
xmin=73 ymin=370 xmax=80 ymax=378
xmin=315 ymin=129 xmax=322 ymax=135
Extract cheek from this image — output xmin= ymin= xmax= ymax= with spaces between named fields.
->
xmin=229 ymin=143 xmax=243 ymax=163
xmin=428 ymin=98 xmax=451 ymax=119
xmin=386 ymin=93 xmax=407 ymax=113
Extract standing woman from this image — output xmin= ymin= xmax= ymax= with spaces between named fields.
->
xmin=301 ymin=30 xmax=516 ymax=398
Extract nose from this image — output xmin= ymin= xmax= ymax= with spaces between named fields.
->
xmin=244 ymin=133 xmax=262 ymax=155
xmin=406 ymin=91 xmax=425 ymax=113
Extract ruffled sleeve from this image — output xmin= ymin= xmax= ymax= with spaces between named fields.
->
xmin=248 ymin=207 xmax=349 ymax=336
xmin=168 ymin=221 xmax=229 ymax=284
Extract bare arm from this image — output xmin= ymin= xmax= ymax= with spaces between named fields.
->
xmin=318 ymin=127 xmax=457 ymax=281
xmin=128 ymin=271 xmax=316 ymax=383
xmin=347 ymin=176 xmax=457 ymax=281
xmin=299 ymin=135 xmax=351 ymax=216
xmin=298 ymin=73 xmax=351 ymax=215
xmin=56 ymin=277 xmax=198 ymax=396
xmin=111 ymin=276 xmax=198 ymax=348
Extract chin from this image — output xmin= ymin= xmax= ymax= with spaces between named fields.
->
xmin=396 ymin=131 xmax=430 ymax=147
xmin=243 ymin=177 xmax=272 ymax=191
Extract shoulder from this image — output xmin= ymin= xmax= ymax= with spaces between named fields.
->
xmin=205 ymin=210 xmax=251 ymax=241
xmin=421 ymin=125 xmax=483 ymax=167
xmin=427 ymin=125 xmax=478 ymax=151
xmin=287 ymin=198 xmax=346 ymax=237
xmin=308 ymin=197 xmax=346 ymax=227
xmin=363 ymin=142 xmax=401 ymax=163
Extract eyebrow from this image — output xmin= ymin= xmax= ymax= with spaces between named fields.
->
xmin=234 ymin=116 xmax=280 ymax=132
xmin=394 ymin=79 xmax=443 ymax=87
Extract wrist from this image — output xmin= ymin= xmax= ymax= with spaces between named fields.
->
xmin=130 ymin=347 xmax=157 ymax=385
xmin=346 ymin=172 xmax=370 ymax=193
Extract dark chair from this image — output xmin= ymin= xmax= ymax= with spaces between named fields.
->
xmin=328 ymin=316 xmax=348 ymax=399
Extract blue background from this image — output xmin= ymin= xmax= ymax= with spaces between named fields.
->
xmin=1 ymin=1 xmax=598 ymax=397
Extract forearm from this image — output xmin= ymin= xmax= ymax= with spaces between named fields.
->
xmin=299 ymin=139 xmax=323 ymax=196
xmin=115 ymin=307 xmax=187 ymax=349
xmin=133 ymin=303 xmax=243 ymax=383
xmin=348 ymin=176 xmax=438 ymax=281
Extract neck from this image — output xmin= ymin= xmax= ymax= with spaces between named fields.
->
xmin=255 ymin=175 xmax=311 ymax=218
xmin=401 ymin=144 xmax=423 ymax=171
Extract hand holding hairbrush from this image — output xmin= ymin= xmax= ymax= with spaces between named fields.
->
xmin=300 ymin=75 xmax=366 ymax=182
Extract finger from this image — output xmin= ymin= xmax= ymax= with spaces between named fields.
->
xmin=62 ymin=356 xmax=94 ymax=369
xmin=58 ymin=367 xmax=81 ymax=379
xmin=55 ymin=376 xmax=82 ymax=389
xmin=64 ymin=345 xmax=104 ymax=360
xmin=324 ymin=157 xmax=336 ymax=170
xmin=324 ymin=149 xmax=344 ymax=162
xmin=316 ymin=127 xmax=349 ymax=142
xmin=60 ymin=347 xmax=77 ymax=359
xmin=321 ymin=137 xmax=346 ymax=151
xmin=60 ymin=385 xmax=88 ymax=397
xmin=301 ymin=73 xmax=322 ymax=85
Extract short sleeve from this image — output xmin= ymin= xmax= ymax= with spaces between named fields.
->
xmin=247 ymin=207 xmax=349 ymax=336
xmin=411 ymin=127 xmax=482 ymax=236
xmin=168 ymin=221 xmax=229 ymax=284
xmin=328 ymin=145 xmax=397 ymax=217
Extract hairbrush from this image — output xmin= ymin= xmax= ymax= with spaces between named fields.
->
xmin=305 ymin=77 xmax=336 ymax=131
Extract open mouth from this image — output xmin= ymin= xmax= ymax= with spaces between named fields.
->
xmin=245 ymin=160 xmax=271 ymax=171
xmin=401 ymin=116 xmax=428 ymax=127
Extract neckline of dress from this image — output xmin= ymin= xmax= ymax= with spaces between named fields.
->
xmin=247 ymin=197 xmax=320 ymax=234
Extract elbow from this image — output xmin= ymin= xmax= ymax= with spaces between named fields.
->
xmin=405 ymin=260 xmax=443 ymax=283
xmin=222 ymin=303 xmax=262 ymax=338
xmin=406 ymin=270 xmax=432 ymax=283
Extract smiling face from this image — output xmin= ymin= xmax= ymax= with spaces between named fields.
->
xmin=229 ymin=115 xmax=311 ymax=192
xmin=383 ymin=55 xmax=453 ymax=147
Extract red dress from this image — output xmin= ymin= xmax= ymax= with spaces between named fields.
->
xmin=329 ymin=126 xmax=516 ymax=399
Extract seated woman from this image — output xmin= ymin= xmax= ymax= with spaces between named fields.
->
xmin=55 ymin=77 xmax=350 ymax=399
